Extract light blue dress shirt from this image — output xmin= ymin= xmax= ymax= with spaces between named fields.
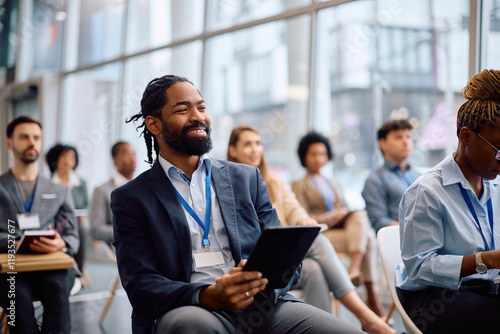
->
xmin=362 ymin=159 xmax=420 ymax=232
xmin=159 ymin=154 xmax=236 ymax=285
xmin=396 ymin=153 xmax=500 ymax=291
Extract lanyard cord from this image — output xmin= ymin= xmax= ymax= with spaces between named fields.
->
xmin=458 ymin=183 xmax=495 ymax=251
xmin=174 ymin=168 xmax=212 ymax=247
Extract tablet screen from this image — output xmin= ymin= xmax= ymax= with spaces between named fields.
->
xmin=242 ymin=225 xmax=320 ymax=289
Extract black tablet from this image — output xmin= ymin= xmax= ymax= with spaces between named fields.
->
xmin=242 ymin=225 xmax=321 ymax=289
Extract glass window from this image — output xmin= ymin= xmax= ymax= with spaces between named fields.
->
xmin=126 ymin=0 xmax=204 ymax=54
xmin=481 ymin=0 xmax=500 ymax=69
xmin=0 ymin=0 xmax=20 ymax=84
xmin=314 ymin=0 xmax=469 ymax=208
xmin=30 ymin=0 xmax=66 ymax=75
xmin=206 ymin=0 xmax=309 ymax=32
xmin=66 ymin=0 xmax=124 ymax=70
xmin=204 ymin=15 xmax=310 ymax=181
xmin=121 ymin=42 xmax=202 ymax=173
xmin=61 ymin=62 xmax=122 ymax=191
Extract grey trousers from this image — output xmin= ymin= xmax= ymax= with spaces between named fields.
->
xmin=293 ymin=234 xmax=355 ymax=313
xmin=154 ymin=296 xmax=365 ymax=334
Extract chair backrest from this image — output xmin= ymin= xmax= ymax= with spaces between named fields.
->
xmin=377 ymin=226 xmax=423 ymax=334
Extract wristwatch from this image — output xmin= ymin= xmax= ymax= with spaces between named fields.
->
xmin=475 ymin=252 xmax=488 ymax=274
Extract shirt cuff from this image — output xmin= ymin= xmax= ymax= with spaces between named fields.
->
xmin=192 ymin=286 xmax=204 ymax=305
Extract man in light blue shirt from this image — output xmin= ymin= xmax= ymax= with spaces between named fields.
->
xmin=362 ymin=119 xmax=420 ymax=233
xmin=396 ymin=69 xmax=500 ymax=334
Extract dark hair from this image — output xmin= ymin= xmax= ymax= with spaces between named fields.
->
xmin=377 ymin=119 xmax=413 ymax=140
xmin=6 ymin=116 xmax=42 ymax=138
xmin=111 ymin=141 xmax=129 ymax=158
xmin=127 ymin=75 xmax=194 ymax=164
xmin=456 ymin=69 xmax=500 ymax=137
xmin=297 ymin=132 xmax=333 ymax=168
xmin=46 ymin=144 xmax=79 ymax=174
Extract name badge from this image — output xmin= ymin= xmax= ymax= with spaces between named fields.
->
xmin=17 ymin=213 xmax=41 ymax=230
xmin=193 ymin=250 xmax=225 ymax=269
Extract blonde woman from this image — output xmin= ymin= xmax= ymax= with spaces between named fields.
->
xmin=228 ymin=125 xmax=394 ymax=334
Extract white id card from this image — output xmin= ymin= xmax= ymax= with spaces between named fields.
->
xmin=17 ymin=213 xmax=41 ymax=230
xmin=193 ymin=250 xmax=225 ymax=269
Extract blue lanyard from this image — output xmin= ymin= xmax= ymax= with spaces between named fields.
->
xmin=174 ymin=168 xmax=212 ymax=247
xmin=458 ymin=183 xmax=495 ymax=251
xmin=16 ymin=186 xmax=35 ymax=213
xmin=393 ymin=168 xmax=416 ymax=187
xmin=311 ymin=175 xmax=334 ymax=212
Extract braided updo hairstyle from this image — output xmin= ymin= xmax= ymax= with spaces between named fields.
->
xmin=127 ymin=75 xmax=193 ymax=164
xmin=456 ymin=69 xmax=500 ymax=137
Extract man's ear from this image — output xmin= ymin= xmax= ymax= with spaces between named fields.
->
xmin=6 ymin=138 xmax=12 ymax=151
xmin=378 ymin=138 xmax=386 ymax=153
xmin=458 ymin=127 xmax=472 ymax=145
xmin=145 ymin=116 xmax=162 ymax=136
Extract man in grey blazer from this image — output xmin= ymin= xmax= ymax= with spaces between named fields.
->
xmin=89 ymin=141 xmax=136 ymax=245
xmin=0 ymin=116 xmax=79 ymax=334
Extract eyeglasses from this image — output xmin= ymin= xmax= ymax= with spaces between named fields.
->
xmin=476 ymin=132 xmax=500 ymax=161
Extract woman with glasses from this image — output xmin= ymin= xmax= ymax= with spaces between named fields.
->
xmin=397 ymin=69 xmax=500 ymax=333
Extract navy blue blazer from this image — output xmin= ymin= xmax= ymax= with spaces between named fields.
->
xmin=111 ymin=159 xmax=301 ymax=333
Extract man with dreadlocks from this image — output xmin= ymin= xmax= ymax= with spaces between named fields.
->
xmin=111 ymin=75 xmax=364 ymax=334
xmin=396 ymin=69 xmax=500 ymax=333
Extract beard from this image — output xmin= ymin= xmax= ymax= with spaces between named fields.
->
xmin=160 ymin=121 xmax=213 ymax=156
xmin=14 ymin=146 xmax=40 ymax=164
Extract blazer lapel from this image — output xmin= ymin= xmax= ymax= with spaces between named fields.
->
xmin=3 ymin=171 xmax=24 ymax=213
xmin=211 ymin=160 xmax=242 ymax=263
xmin=148 ymin=161 xmax=193 ymax=279
xmin=30 ymin=176 xmax=47 ymax=214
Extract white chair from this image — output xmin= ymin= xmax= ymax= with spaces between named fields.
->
xmin=377 ymin=226 xmax=423 ymax=334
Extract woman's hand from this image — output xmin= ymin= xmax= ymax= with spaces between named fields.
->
xmin=297 ymin=217 xmax=318 ymax=226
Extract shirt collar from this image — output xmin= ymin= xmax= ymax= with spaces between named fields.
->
xmin=158 ymin=154 xmax=212 ymax=182
xmin=442 ymin=152 xmax=499 ymax=198
xmin=51 ymin=171 xmax=81 ymax=188
xmin=113 ymin=171 xmax=130 ymax=188
xmin=383 ymin=159 xmax=413 ymax=172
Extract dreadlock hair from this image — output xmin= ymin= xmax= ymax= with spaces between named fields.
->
xmin=456 ymin=69 xmax=500 ymax=137
xmin=126 ymin=75 xmax=194 ymax=164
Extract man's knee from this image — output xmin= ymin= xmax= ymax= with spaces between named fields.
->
xmin=155 ymin=306 xmax=229 ymax=334
xmin=43 ymin=270 xmax=72 ymax=293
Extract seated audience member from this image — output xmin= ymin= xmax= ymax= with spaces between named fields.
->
xmin=361 ymin=119 xmax=420 ymax=233
xmin=46 ymin=144 xmax=88 ymax=284
xmin=0 ymin=116 xmax=79 ymax=333
xmin=397 ymin=69 xmax=500 ymax=333
xmin=292 ymin=132 xmax=384 ymax=317
xmin=112 ymin=75 xmax=365 ymax=333
xmin=89 ymin=141 xmax=136 ymax=245
xmin=227 ymin=125 xmax=394 ymax=334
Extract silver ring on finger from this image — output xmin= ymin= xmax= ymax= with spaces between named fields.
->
xmin=245 ymin=291 xmax=250 ymax=298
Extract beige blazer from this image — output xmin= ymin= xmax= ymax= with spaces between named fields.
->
xmin=291 ymin=174 xmax=349 ymax=227
xmin=265 ymin=173 xmax=309 ymax=226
